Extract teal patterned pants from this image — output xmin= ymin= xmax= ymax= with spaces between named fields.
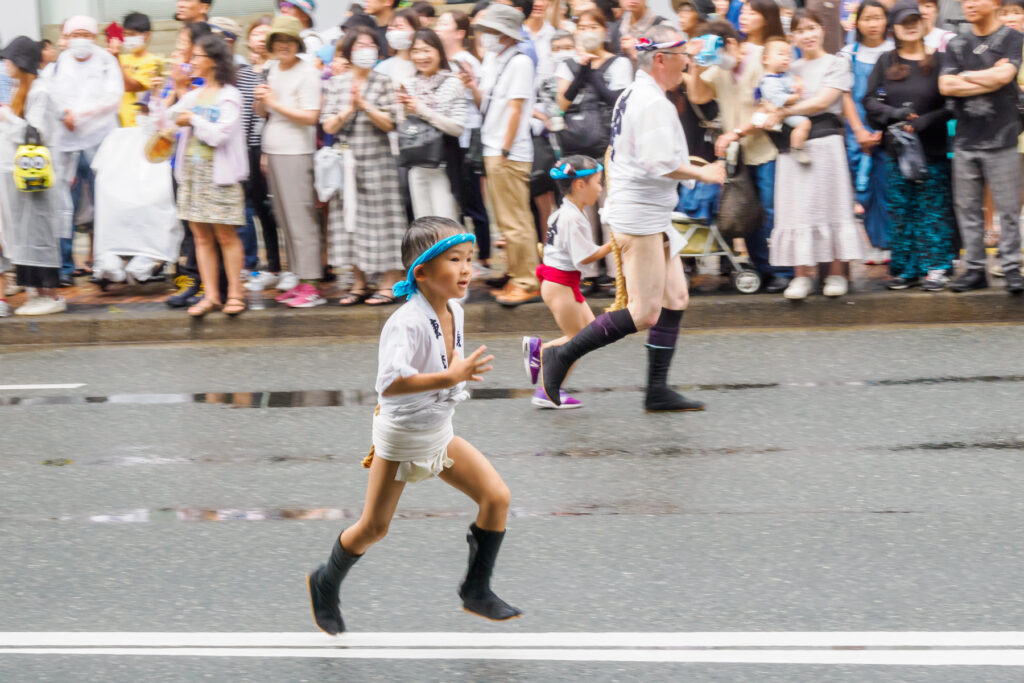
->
xmin=886 ymin=158 xmax=955 ymax=279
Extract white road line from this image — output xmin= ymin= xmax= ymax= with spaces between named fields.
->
xmin=2 ymin=632 xmax=1024 ymax=648
xmin=0 ymin=384 xmax=85 ymax=391
xmin=2 ymin=648 xmax=1024 ymax=665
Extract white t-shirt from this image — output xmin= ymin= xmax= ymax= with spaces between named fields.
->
xmin=839 ymin=40 xmax=895 ymax=66
xmin=51 ymin=46 xmax=125 ymax=152
xmin=543 ymin=200 xmax=601 ymax=276
xmin=554 ymin=55 xmax=633 ymax=94
xmin=602 ymin=70 xmax=689 ymax=247
xmin=480 ymin=47 xmax=535 ymax=162
xmin=525 ymin=21 xmax=556 ymax=80
xmin=262 ymin=59 xmax=321 ymax=155
xmin=376 ymin=293 xmax=469 ymax=430
xmin=925 ymin=27 xmax=955 ymax=52
xmin=451 ymin=50 xmax=484 ymax=148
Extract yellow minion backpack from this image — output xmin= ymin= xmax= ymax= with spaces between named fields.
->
xmin=14 ymin=126 xmax=54 ymax=193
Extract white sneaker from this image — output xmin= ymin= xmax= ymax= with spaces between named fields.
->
xmin=0 ymin=299 xmax=10 ymax=317
xmin=276 ymin=271 xmax=298 ymax=291
xmin=989 ymin=263 xmax=1005 ymax=278
xmin=783 ymin=276 xmax=813 ymax=300
xmin=5 ymin=273 xmax=23 ymax=296
xmin=249 ymin=270 xmax=279 ymax=290
xmin=15 ymin=295 xmax=66 ymax=316
xmin=822 ymin=275 xmax=849 ymax=297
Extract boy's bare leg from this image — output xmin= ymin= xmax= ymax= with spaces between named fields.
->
xmin=441 ymin=437 xmax=521 ymax=620
xmin=308 ymin=457 xmax=404 ymax=635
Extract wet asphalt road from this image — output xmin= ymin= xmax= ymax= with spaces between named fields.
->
xmin=2 ymin=325 xmax=1024 ymax=681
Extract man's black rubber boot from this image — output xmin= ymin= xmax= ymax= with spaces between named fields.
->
xmin=459 ymin=524 xmax=522 ymax=621
xmin=644 ymin=345 xmax=706 ymax=412
xmin=307 ymin=536 xmax=361 ymax=635
xmin=539 ymin=309 xmax=637 ymax=406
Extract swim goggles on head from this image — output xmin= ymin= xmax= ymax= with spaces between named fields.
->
xmin=634 ymin=37 xmax=687 ymax=52
xmin=392 ymin=232 xmax=477 ymax=300
xmin=549 ymin=160 xmax=604 ymax=180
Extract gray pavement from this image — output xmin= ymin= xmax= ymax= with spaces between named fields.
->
xmin=2 ymin=326 xmax=1024 ymax=681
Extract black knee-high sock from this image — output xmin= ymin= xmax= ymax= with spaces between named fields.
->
xmin=561 ymin=308 xmax=638 ymax=363
xmin=647 ymin=308 xmax=683 ymax=350
xmin=540 ymin=308 xmax=637 ymax=405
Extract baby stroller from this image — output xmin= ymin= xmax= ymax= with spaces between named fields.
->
xmin=673 ymin=155 xmax=762 ymax=295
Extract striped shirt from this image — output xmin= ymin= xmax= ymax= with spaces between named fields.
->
xmin=236 ymin=63 xmax=263 ymax=148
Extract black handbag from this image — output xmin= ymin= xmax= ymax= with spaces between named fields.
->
xmin=530 ymin=134 xmax=557 ymax=196
xmin=465 ymin=128 xmax=484 ymax=174
xmin=398 ymin=115 xmax=444 ymax=168
xmin=716 ymin=150 xmax=763 ymax=241
xmin=557 ymin=60 xmax=615 ymax=158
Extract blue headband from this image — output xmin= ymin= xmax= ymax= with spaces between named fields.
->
xmin=392 ymin=233 xmax=477 ymax=300
xmin=549 ymin=161 xmax=604 ymax=180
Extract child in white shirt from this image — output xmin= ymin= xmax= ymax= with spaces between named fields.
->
xmin=306 ymin=217 xmax=521 ymax=634
xmin=522 ymin=156 xmax=611 ymax=409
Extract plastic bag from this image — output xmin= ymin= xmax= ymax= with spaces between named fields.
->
xmin=313 ymin=145 xmax=345 ymax=203
xmin=887 ymin=123 xmax=928 ymax=181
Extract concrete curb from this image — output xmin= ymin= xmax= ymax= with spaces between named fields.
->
xmin=2 ymin=289 xmax=1023 ymax=346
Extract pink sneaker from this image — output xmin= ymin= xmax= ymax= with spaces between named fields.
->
xmin=275 ymin=284 xmax=303 ymax=303
xmin=286 ymin=283 xmax=326 ymax=308
xmin=531 ymin=387 xmax=582 ymax=409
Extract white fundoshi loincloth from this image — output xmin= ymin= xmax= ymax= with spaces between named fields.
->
xmin=371 ymin=412 xmax=455 ymax=483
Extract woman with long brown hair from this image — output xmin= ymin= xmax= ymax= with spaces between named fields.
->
xmin=0 ymin=36 xmax=69 ymax=316
xmin=863 ymin=0 xmax=953 ymax=291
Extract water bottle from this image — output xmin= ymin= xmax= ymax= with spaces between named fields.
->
xmin=246 ymin=273 xmax=265 ymax=311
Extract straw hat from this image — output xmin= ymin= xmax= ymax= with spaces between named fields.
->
xmin=267 ymin=15 xmax=305 ymax=52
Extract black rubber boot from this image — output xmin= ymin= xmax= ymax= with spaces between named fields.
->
xmin=307 ymin=536 xmax=361 ymax=635
xmin=644 ymin=345 xmax=706 ymax=412
xmin=459 ymin=524 xmax=522 ymax=621
xmin=540 ymin=309 xmax=637 ymax=406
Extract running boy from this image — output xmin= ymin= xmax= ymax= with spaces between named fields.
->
xmin=523 ymin=156 xmax=611 ymax=410
xmin=754 ymin=36 xmax=813 ymax=164
xmin=306 ymin=217 xmax=522 ymax=634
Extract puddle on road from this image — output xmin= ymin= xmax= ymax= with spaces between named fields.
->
xmin=891 ymin=440 xmax=1024 ymax=452
xmin=0 ymin=504 xmax=917 ymax=525
xmin=32 ymin=445 xmax=783 ymax=468
xmin=2 ymin=373 xmax=1023 ymax=409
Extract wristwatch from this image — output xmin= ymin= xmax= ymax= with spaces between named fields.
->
xmin=501 ymin=148 xmax=511 ymax=158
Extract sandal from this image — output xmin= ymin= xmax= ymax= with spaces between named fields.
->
xmin=187 ymin=298 xmax=222 ymax=318
xmin=365 ymin=290 xmax=398 ymax=306
xmin=223 ymin=298 xmax=246 ymax=316
xmin=338 ymin=290 xmax=369 ymax=306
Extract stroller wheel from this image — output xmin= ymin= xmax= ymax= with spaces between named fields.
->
xmin=733 ymin=268 xmax=762 ymax=295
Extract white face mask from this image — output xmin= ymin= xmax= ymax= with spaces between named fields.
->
xmin=551 ymin=50 xmax=574 ymax=63
xmin=781 ymin=15 xmax=791 ymax=34
xmin=122 ymin=35 xmax=145 ymax=52
xmin=351 ymin=47 xmax=379 ymax=69
xmin=479 ymin=32 xmax=501 ymax=52
xmin=578 ymin=30 xmax=605 ymax=53
xmin=69 ymin=37 xmax=94 ymax=59
xmin=718 ymin=52 xmax=737 ymax=71
xmin=387 ymin=30 xmax=413 ymax=51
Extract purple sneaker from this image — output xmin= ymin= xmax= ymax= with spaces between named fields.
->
xmin=522 ymin=336 xmax=542 ymax=385
xmin=531 ymin=387 xmax=582 ymax=410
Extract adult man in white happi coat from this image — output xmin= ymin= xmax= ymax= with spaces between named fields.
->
xmin=536 ymin=24 xmax=725 ymax=412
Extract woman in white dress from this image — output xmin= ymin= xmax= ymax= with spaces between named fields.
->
xmin=762 ymin=9 xmax=866 ymax=300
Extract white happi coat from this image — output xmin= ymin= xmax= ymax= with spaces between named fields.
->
xmin=373 ymin=293 xmax=468 ymax=482
xmin=602 ymin=69 xmax=689 ymax=256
